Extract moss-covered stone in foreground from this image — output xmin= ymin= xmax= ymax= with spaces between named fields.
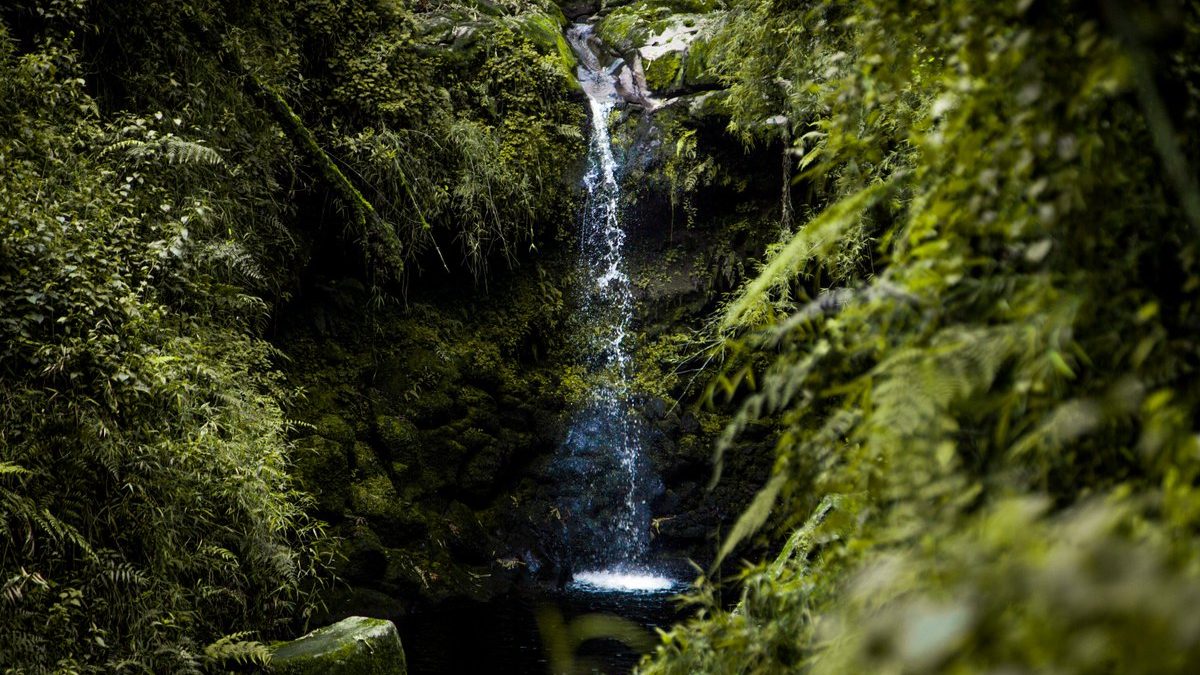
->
xmin=271 ymin=616 xmax=406 ymax=675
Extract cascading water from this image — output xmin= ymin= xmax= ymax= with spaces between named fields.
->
xmin=554 ymin=23 xmax=675 ymax=594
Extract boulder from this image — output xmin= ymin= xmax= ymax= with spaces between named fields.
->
xmin=374 ymin=414 xmax=419 ymax=464
xmin=594 ymin=4 xmax=723 ymax=100
xmin=271 ymin=616 xmax=407 ymax=675
xmin=317 ymin=413 xmax=356 ymax=445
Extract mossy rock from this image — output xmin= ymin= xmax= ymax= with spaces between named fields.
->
xmin=339 ymin=524 xmax=388 ymax=582
xmin=409 ymin=389 xmax=458 ymax=426
xmin=271 ymin=616 xmax=406 ymax=675
xmin=317 ymin=413 xmax=356 ymax=445
xmin=683 ymin=89 xmax=729 ymax=118
xmin=350 ymin=475 xmax=400 ymax=518
xmin=348 ymin=476 xmax=430 ymax=540
xmin=644 ymin=49 xmax=683 ymax=91
xmin=376 ymin=414 xmax=419 ymax=460
xmin=420 ymin=426 xmax=470 ymax=467
xmin=352 ymin=441 xmax=384 ymax=477
xmin=596 ymin=7 xmax=655 ymax=53
xmin=460 ymin=426 xmax=498 ymax=452
xmin=682 ymin=33 xmax=719 ymax=88
xmin=460 ymin=446 xmax=506 ymax=499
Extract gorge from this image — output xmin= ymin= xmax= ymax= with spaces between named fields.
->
xmin=4 ymin=1 xmax=1200 ymax=673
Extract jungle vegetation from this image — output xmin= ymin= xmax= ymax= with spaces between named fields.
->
xmin=3 ymin=0 xmax=1200 ymax=673
xmin=642 ymin=0 xmax=1200 ymax=673
xmin=0 ymin=0 xmax=579 ymax=670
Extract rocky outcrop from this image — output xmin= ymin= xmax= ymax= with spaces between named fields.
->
xmin=580 ymin=0 xmax=723 ymax=110
xmin=278 ymin=266 xmax=576 ymax=616
xmin=271 ymin=616 xmax=407 ymax=675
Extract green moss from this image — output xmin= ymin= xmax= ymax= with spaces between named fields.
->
xmin=409 ymin=390 xmax=457 ymax=426
xmin=271 ymin=616 xmax=406 ymax=675
xmin=350 ymin=476 xmax=399 ymax=517
xmin=317 ymin=413 xmax=356 ymax=445
xmin=596 ymin=8 xmax=652 ymax=53
xmin=508 ymin=8 xmax=579 ymax=80
xmin=460 ymin=427 xmax=497 ymax=451
xmin=376 ymin=415 xmax=418 ymax=456
xmin=352 ymin=441 xmax=384 ymax=476
xmin=644 ymin=50 xmax=684 ymax=92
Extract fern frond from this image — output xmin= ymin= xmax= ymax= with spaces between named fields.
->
xmin=0 ymin=461 xmax=29 ymax=476
xmin=203 ymin=633 xmax=270 ymax=668
xmin=721 ymin=180 xmax=892 ymax=332
xmin=102 ymin=138 xmax=147 ymax=156
xmin=162 ymin=138 xmax=224 ymax=166
xmin=713 ymin=472 xmax=787 ymax=570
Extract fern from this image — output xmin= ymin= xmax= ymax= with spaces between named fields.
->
xmin=720 ymin=180 xmax=893 ymax=331
xmin=646 ymin=0 xmax=1200 ymax=672
xmin=104 ymin=135 xmax=225 ymax=167
xmin=162 ymin=137 xmax=224 ymax=166
xmin=203 ymin=632 xmax=271 ymax=668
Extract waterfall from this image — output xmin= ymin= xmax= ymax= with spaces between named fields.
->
xmin=555 ymin=23 xmax=674 ymax=594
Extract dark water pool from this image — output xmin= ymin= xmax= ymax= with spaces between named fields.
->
xmin=396 ymin=579 xmax=688 ymax=674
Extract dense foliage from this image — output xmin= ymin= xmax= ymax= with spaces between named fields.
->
xmin=643 ymin=0 xmax=1200 ymax=673
xmin=0 ymin=0 xmax=582 ymax=670
xmin=0 ymin=24 xmax=324 ymax=671
xmin=8 ymin=0 xmax=1200 ymax=670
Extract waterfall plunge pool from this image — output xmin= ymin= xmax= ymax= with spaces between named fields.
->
xmin=398 ymin=578 xmax=689 ymax=674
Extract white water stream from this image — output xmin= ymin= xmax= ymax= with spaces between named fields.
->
xmin=560 ymin=23 xmax=678 ymax=594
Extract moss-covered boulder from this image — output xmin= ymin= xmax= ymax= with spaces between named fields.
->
xmin=317 ymin=413 xmax=356 ymax=445
xmin=594 ymin=2 xmax=722 ymax=98
xmin=643 ymin=48 xmax=683 ymax=91
xmin=271 ymin=616 xmax=406 ymax=675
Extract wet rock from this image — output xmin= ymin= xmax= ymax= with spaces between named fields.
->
xmin=644 ymin=396 xmax=669 ymax=420
xmin=558 ymin=0 xmax=601 ymax=20
xmin=595 ymin=5 xmax=723 ymax=100
xmin=271 ymin=616 xmax=406 ymax=675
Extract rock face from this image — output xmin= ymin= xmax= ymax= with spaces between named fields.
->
xmin=586 ymin=1 xmax=723 ymax=109
xmin=271 ymin=616 xmax=407 ymax=675
xmin=276 ymin=0 xmax=783 ymax=624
